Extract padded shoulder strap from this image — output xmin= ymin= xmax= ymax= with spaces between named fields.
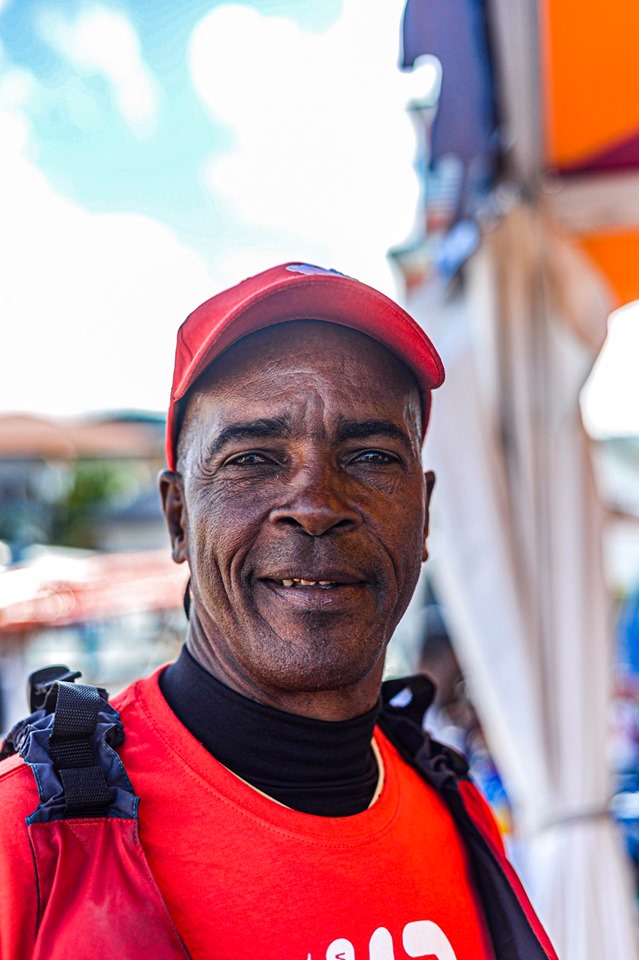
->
xmin=379 ymin=674 xmax=557 ymax=960
xmin=1 ymin=664 xmax=136 ymax=823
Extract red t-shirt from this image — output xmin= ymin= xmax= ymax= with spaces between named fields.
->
xmin=0 ymin=668 xmax=496 ymax=960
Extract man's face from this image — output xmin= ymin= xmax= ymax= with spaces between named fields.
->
xmin=162 ymin=320 xmax=433 ymax=707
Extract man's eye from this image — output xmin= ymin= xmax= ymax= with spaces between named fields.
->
xmin=352 ymin=450 xmax=397 ymax=464
xmin=226 ymin=452 xmax=270 ymax=466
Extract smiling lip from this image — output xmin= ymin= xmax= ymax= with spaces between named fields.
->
xmin=260 ymin=572 xmax=366 ymax=590
xmin=259 ymin=577 xmax=368 ymax=609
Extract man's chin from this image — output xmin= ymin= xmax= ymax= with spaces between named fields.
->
xmin=240 ymin=626 xmax=387 ymax=696
xmin=252 ymin=662 xmax=382 ymax=697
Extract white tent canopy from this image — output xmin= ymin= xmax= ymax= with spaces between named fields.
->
xmin=407 ymin=205 xmax=638 ymax=957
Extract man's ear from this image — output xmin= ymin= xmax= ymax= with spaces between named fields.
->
xmin=159 ymin=470 xmax=189 ymax=564
xmin=422 ymin=470 xmax=436 ymax=562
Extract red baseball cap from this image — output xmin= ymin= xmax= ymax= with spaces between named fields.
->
xmin=166 ymin=262 xmax=445 ymax=469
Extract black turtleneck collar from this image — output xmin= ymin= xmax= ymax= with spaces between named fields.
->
xmin=159 ymin=646 xmax=381 ymax=817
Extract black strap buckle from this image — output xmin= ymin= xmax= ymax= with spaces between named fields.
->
xmin=28 ymin=665 xmax=81 ymax=712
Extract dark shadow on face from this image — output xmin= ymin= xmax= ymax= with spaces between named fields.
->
xmin=160 ymin=320 xmax=434 ymax=717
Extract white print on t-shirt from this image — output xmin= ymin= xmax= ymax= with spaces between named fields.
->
xmin=307 ymin=920 xmax=458 ymax=960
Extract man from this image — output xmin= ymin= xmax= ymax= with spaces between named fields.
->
xmin=0 ymin=264 xmax=557 ymax=960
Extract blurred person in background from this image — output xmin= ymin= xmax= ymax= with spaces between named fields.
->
xmin=419 ymin=603 xmax=512 ymax=839
xmin=0 ymin=264 xmax=557 ymax=960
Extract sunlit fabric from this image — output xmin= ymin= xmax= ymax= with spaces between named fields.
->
xmin=406 ymin=207 xmax=639 ymax=960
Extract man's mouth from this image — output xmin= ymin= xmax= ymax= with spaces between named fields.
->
xmin=257 ymin=572 xmax=371 ymax=611
xmin=274 ymin=578 xmax=338 ymax=589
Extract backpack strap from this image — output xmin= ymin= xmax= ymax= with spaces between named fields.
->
xmin=1 ymin=664 xmax=137 ymax=823
xmin=379 ymin=675 xmax=557 ymax=960
xmin=2 ymin=667 xmax=191 ymax=958
xmin=46 ymin=680 xmax=112 ymax=816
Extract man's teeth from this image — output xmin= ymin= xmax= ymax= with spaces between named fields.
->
xmin=279 ymin=578 xmax=336 ymax=588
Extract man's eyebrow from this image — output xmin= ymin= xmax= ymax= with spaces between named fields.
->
xmin=204 ymin=417 xmax=292 ymax=459
xmin=333 ymin=419 xmax=413 ymax=451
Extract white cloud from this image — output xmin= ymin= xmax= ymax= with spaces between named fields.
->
xmin=37 ymin=4 xmax=160 ymax=138
xmin=0 ymin=95 xmax=216 ymax=417
xmin=188 ymin=0 xmax=427 ymax=296
xmin=0 ymin=64 xmax=36 ymax=110
xmin=582 ymin=301 xmax=639 ymax=436
xmin=0 ymin=1 xmax=441 ymax=417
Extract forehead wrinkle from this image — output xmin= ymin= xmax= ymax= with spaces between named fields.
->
xmin=195 ymin=321 xmax=394 ymax=390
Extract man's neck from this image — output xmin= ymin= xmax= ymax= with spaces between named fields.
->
xmin=186 ymin=619 xmax=385 ymax=722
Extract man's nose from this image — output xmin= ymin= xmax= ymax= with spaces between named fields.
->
xmin=268 ymin=463 xmax=361 ymax=536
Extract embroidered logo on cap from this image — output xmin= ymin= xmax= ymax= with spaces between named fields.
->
xmin=286 ymin=264 xmax=349 ymax=278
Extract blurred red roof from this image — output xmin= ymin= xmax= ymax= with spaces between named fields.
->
xmin=0 ymin=549 xmax=187 ymax=633
xmin=0 ymin=415 xmax=164 ymax=460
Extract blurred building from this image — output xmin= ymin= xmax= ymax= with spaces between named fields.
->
xmin=0 ymin=412 xmax=187 ymax=733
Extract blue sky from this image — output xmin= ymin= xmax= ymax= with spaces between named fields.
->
xmin=1 ymin=0 xmax=341 ymax=244
xmin=0 ymin=0 xmax=431 ymax=417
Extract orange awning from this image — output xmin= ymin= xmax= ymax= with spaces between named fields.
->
xmin=542 ymin=0 xmax=639 ymax=172
xmin=541 ymin=0 xmax=639 ymax=306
